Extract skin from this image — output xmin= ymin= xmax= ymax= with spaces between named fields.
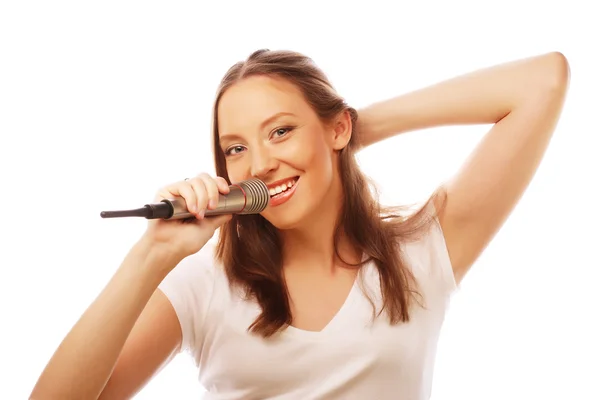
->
xmin=30 ymin=52 xmax=569 ymax=399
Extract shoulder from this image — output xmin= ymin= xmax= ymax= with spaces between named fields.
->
xmin=157 ymin=239 xmax=228 ymax=353
xmin=159 ymin=240 xmax=223 ymax=293
xmin=400 ymin=198 xmax=457 ymax=297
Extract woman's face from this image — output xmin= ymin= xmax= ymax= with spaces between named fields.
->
xmin=217 ymin=75 xmax=351 ymax=230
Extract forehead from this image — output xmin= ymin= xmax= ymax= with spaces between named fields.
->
xmin=217 ymin=75 xmax=311 ymax=134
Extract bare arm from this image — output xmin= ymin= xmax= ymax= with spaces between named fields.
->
xmin=358 ymin=52 xmax=570 ymax=283
xmin=98 ymin=289 xmax=182 ymax=399
xmin=30 ymin=238 xmax=183 ymax=399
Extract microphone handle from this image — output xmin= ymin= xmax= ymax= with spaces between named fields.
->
xmin=100 ymin=178 xmax=269 ymax=220
xmin=163 ymin=185 xmax=248 ymax=219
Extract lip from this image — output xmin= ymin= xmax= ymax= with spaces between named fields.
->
xmin=269 ymin=177 xmax=299 ymax=208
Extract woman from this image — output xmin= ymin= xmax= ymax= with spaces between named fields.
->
xmin=31 ymin=49 xmax=569 ymax=399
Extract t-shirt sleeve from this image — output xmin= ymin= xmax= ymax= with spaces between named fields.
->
xmin=402 ymin=204 xmax=458 ymax=301
xmin=158 ymin=241 xmax=218 ymax=355
xmin=427 ymin=212 xmax=458 ymax=296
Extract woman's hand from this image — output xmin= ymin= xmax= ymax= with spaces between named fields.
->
xmin=142 ymin=173 xmax=232 ymax=261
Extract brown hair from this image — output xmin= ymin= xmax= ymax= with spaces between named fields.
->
xmin=212 ymin=49 xmax=444 ymax=337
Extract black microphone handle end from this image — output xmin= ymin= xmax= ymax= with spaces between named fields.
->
xmin=100 ymin=207 xmax=151 ymax=218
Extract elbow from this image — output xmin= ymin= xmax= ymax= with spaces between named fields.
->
xmin=514 ymin=51 xmax=570 ymax=109
xmin=521 ymin=51 xmax=570 ymax=107
xmin=542 ymin=51 xmax=570 ymax=95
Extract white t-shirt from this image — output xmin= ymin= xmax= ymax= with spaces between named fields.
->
xmin=158 ymin=217 xmax=457 ymax=399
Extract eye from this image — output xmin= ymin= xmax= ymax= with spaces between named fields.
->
xmin=224 ymin=145 xmax=246 ymax=156
xmin=271 ymin=127 xmax=293 ymax=139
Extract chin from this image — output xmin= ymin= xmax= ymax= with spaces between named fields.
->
xmin=260 ymin=178 xmax=330 ymax=231
xmin=261 ymin=196 xmax=319 ymax=231
xmin=261 ymin=209 xmax=305 ymax=231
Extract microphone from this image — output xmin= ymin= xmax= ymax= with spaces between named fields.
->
xmin=100 ymin=178 xmax=270 ymax=220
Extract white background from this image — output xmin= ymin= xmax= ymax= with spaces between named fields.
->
xmin=1 ymin=1 xmax=598 ymax=399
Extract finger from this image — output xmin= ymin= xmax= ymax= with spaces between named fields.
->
xmin=185 ymin=177 xmax=209 ymax=218
xmin=197 ymin=173 xmax=220 ymax=211
xmin=215 ymin=176 xmax=231 ymax=194
xmin=165 ymin=180 xmax=200 ymax=215
xmin=154 ymin=183 xmax=189 ymax=204
xmin=153 ymin=185 xmax=178 ymax=203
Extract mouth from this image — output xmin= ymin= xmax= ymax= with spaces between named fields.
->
xmin=267 ymin=176 xmax=299 ymax=206
xmin=267 ymin=176 xmax=299 ymax=197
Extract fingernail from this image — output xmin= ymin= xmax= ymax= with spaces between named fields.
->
xmin=209 ymin=199 xmax=217 ymax=209
xmin=198 ymin=209 xmax=205 ymax=219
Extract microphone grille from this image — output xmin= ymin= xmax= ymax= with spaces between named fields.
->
xmin=237 ymin=178 xmax=270 ymax=214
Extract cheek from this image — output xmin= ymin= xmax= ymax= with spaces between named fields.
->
xmin=309 ymin=131 xmax=334 ymax=168
xmin=297 ymin=132 xmax=335 ymax=186
xmin=224 ymin=159 xmax=247 ymax=183
xmin=292 ymin=128 xmax=332 ymax=165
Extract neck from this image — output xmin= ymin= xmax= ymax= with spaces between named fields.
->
xmin=280 ymin=175 xmax=360 ymax=274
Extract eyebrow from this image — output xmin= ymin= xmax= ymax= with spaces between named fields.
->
xmin=219 ymin=112 xmax=297 ymax=144
xmin=259 ymin=112 xmax=296 ymax=130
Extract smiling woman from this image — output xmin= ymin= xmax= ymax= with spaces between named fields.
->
xmin=210 ymin=53 xmax=432 ymax=339
xmin=30 ymin=48 xmax=569 ymax=400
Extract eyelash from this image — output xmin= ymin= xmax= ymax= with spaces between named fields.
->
xmin=224 ymin=126 xmax=295 ymax=157
xmin=271 ymin=126 xmax=293 ymax=139
xmin=224 ymin=145 xmax=245 ymax=157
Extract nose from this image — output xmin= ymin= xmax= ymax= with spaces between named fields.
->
xmin=250 ymin=145 xmax=277 ymax=179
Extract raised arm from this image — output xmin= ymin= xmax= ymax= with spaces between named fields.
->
xmin=358 ymin=51 xmax=570 ymax=283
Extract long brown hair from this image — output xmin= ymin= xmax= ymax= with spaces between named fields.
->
xmin=212 ymin=49 xmax=444 ymax=337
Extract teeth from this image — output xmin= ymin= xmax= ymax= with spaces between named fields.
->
xmin=269 ymin=178 xmax=297 ymax=197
